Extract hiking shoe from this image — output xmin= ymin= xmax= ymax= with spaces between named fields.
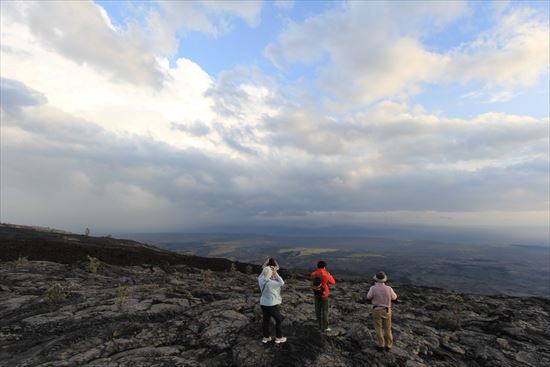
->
xmin=261 ymin=337 xmax=272 ymax=344
xmin=323 ymin=328 xmax=332 ymax=332
xmin=385 ymin=347 xmax=392 ymax=352
xmin=274 ymin=337 xmax=287 ymax=344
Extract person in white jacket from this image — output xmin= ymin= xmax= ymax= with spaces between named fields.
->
xmin=258 ymin=262 xmax=286 ymax=344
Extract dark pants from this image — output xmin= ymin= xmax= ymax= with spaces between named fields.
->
xmin=314 ymin=296 xmax=329 ymax=330
xmin=261 ymin=305 xmax=283 ymax=338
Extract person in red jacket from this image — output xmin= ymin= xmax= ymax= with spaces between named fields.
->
xmin=309 ymin=260 xmax=336 ymax=332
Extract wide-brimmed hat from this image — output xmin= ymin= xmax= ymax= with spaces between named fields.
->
xmin=373 ymin=271 xmax=387 ymax=283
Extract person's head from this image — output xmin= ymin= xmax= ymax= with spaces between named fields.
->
xmin=267 ymin=258 xmax=277 ymax=267
xmin=317 ymin=260 xmax=327 ymax=269
xmin=373 ymin=271 xmax=388 ymax=283
xmin=261 ymin=266 xmax=273 ymax=279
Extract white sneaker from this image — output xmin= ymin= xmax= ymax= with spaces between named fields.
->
xmin=324 ymin=328 xmax=332 ymax=332
xmin=275 ymin=337 xmax=287 ymax=344
xmin=262 ymin=337 xmax=272 ymax=344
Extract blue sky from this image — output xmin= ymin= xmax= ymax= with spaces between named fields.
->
xmin=94 ymin=0 xmax=550 ymax=118
xmin=1 ymin=1 xmax=549 ymax=243
xmin=96 ymin=1 xmax=550 ymax=118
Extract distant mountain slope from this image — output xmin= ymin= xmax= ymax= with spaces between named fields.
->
xmin=1 ymin=224 xmax=549 ymax=366
xmin=0 ymin=223 xmax=261 ymax=274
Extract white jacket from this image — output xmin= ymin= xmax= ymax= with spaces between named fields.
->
xmin=258 ymin=274 xmax=284 ymax=306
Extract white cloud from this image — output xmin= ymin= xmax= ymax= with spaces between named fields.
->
xmin=447 ymin=7 xmax=549 ymax=92
xmin=0 ymin=5 xmax=221 ymax=151
xmin=265 ymin=2 xmax=454 ymax=106
xmin=266 ymin=2 xmax=548 ymax=107
xmin=1 ymin=1 xmax=166 ymax=86
xmin=154 ymin=0 xmax=262 ymax=39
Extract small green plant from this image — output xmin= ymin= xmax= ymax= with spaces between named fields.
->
xmin=115 ymin=286 xmax=129 ymax=308
xmin=87 ymin=255 xmax=100 ymax=273
xmin=448 ymin=294 xmax=464 ymax=316
xmin=244 ymin=265 xmax=253 ymax=274
xmin=45 ymin=283 xmax=66 ymax=305
xmin=433 ymin=311 xmax=460 ymax=331
xmin=351 ymin=292 xmax=361 ymax=302
xmin=116 ymin=296 xmax=129 ymax=308
xmin=253 ymin=304 xmax=263 ymax=321
xmin=433 ymin=294 xmax=464 ymax=331
xmin=112 ymin=330 xmax=121 ymax=339
xmin=229 ymin=262 xmax=237 ymax=273
xmin=201 ymin=269 xmax=213 ymax=286
xmin=115 ymin=285 xmax=128 ymax=293
xmin=16 ymin=256 xmax=29 ymax=265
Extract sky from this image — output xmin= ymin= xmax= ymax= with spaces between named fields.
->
xmin=1 ymin=1 xmax=549 ymax=244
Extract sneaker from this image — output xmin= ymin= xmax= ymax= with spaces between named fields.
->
xmin=274 ymin=337 xmax=287 ymax=344
xmin=384 ymin=347 xmax=391 ymax=352
xmin=323 ymin=328 xmax=332 ymax=332
xmin=261 ymin=337 xmax=272 ymax=344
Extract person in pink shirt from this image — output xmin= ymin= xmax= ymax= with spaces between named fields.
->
xmin=367 ymin=271 xmax=398 ymax=352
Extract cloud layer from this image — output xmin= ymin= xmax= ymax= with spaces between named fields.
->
xmin=1 ymin=1 xmax=548 ymax=241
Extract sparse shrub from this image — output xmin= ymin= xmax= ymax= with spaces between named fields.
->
xmin=433 ymin=311 xmax=460 ymax=331
xmin=229 ymin=262 xmax=237 ymax=273
xmin=245 ymin=265 xmax=253 ymax=274
xmin=87 ymin=255 xmax=100 ymax=273
xmin=139 ymin=283 xmax=160 ymax=291
xmin=16 ymin=256 xmax=29 ymax=265
xmin=201 ymin=269 xmax=213 ymax=286
xmin=448 ymin=294 xmax=464 ymax=317
xmin=66 ymin=281 xmax=79 ymax=291
xmin=112 ymin=330 xmax=121 ymax=339
xmin=116 ymin=295 xmax=128 ymax=308
xmin=253 ymin=304 xmax=263 ymax=321
xmin=45 ymin=283 xmax=66 ymax=305
xmin=433 ymin=294 xmax=464 ymax=330
xmin=351 ymin=292 xmax=361 ymax=302
xmin=115 ymin=285 xmax=129 ymax=308
xmin=115 ymin=285 xmax=128 ymax=293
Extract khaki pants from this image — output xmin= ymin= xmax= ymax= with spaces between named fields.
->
xmin=372 ymin=308 xmax=393 ymax=348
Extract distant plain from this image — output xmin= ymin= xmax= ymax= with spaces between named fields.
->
xmin=123 ymin=233 xmax=550 ymax=298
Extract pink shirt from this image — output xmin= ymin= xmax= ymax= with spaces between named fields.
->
xmin=367 ymin=282 xmax=397 ymax=308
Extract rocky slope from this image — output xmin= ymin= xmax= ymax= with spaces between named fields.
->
xmin=1 ymin=224 xmax=549 ymax=367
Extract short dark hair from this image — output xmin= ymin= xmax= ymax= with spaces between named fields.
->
xmin=317 ymin=261 xmax=327 ymax=269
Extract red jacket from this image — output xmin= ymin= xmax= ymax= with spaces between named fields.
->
xmin=309 ymin=268 xmax=336 ymax=298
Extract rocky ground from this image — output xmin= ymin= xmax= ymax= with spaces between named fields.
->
xmin=1 ymin=259 xmax=549 ymax=367
xmin=1 ymin=224 xmax=549 ymax=366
